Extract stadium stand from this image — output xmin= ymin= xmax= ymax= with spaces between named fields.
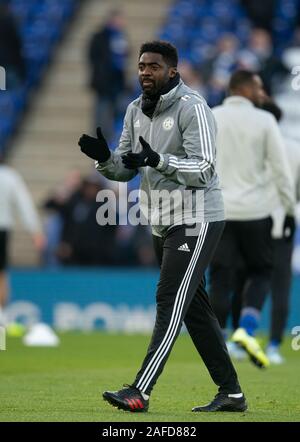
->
xmin=158 ymin=0 xmax=300 ymax=105
xmin=0 ymin=0 xmax=78 ymax=154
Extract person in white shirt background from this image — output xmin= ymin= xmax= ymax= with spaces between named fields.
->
xmin=208 ymin=70 xmax=295 ymax=368
xmin=229 ymin=99 xmax=300 ymax=365
xmin=0 ymin=154 xmax=45 ymax=326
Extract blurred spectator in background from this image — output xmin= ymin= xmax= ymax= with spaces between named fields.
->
xmin=0 ymin=3 xmax=26 ymax=89
xmin=238 ymin=28 xmax=289 ymax=94
xmin=203 ymin=34 xmax=239 ymax=84
xmin=204 ymin=34 xmax=240 ymax=105
xmin=0 ymin=154 xmax=45 ymax=325
xmin=132 ymin=225 xmax=156 ymax=267
xmin=43 ymin=169 xmax=82 ymax=267
xmin=240 ymin=0 xmax=276 ymax=31
xmin=43 ymin=173 xmax=157 ymax=268
xmin=101 ymin=181 xmax=156 ymax=267
xmin=88 ymin=9 xmax=129 ymax=143
xmin=178 ymin=60 xmax=206 ymax=96
xmin=114 ymin=224 xmax=156 ymax=267
xmin=45 ymin=172 xmax=117 ymax=266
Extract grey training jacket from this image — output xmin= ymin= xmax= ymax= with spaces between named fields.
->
xmin=96 ymin=80 xmax=225 ymax=237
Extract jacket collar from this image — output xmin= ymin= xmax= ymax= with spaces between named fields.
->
xmin=223 ymin=96 xmax=254 ymax=107
xmin=134 ymin=79 xmax=186 ymax=115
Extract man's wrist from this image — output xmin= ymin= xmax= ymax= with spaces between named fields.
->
xmin=150 ymin=151 xmax=160 ymax=168
xmin=155 ymin=154 xmax=168 ymax=171
xmin=95 ymin=152 xmax=111 ymax=168
xmin=96 ymin=150 xmax=111 ymax=164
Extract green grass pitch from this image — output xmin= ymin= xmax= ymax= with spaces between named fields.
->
xmin=0 ymin=332 xmax=299 ymax=422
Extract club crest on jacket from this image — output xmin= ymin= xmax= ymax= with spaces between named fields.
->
xmin=162 ymin=117 xmax=174 ymax=131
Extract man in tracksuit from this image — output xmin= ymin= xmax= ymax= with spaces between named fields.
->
xmin=78 ymin=41 xmax=246 ymax=413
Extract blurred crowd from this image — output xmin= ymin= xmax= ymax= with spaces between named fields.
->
xmin=179 ymin=27 xmax=291 ymax=106
xmin=87 ymin=9 xmax=130 ymax=144
xmin=42 ymin=170 xmax=156 ymax=268
xmin=161 ymin=0 xmax=300 ymax=105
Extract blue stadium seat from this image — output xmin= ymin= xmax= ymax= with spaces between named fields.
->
xmin=0 ymin=0 xmax=77 ymax=152
xmin=158 ymin=0 xmax=295 ymax=107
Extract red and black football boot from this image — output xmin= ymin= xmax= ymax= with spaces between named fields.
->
xmin=103 ymin=384 xmax=149 ymax=412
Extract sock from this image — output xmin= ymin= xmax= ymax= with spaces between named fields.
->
xmin=228 ymin=393 xmax=244 ymax=398
xmin=141 ymin=392 xmax=149 ymax=400
xmin=269 ymin=339 xmax=280 ymax=348
xmin=0 ymin=307 xmax=7 ymax=326
xmin=239 ymin=308 xmax=260 ymax=336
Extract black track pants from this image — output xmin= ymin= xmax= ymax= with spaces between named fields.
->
xmin=132 ymin=222 xmax=241 ymax=395
xmin=223 ymin=237 xmax=292 ymax=343
xmin=270 ymin=238 xmax=293 ymax=343
xmin=209 ymin=218 xmax=273 ymax=328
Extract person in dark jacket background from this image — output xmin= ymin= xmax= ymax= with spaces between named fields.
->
xmin=88 ymin=9 xmax=129 ymax=143
xmin=0 ymin=3 xmax=26 ymax=89
xmin=45 ymin=173 xmax=118 ymax=267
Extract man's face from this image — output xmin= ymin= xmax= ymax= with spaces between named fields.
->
xmin=138 ymin=52 xmax=176 ymax=96
xmin=248 ymin=75 xmax=265 ymax=106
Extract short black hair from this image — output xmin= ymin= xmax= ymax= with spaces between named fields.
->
xmin=261 ymin=101 xmax=283 ymax=122
xmin=229 ymin=70 xmax=257 ymax=91
xmin=139 ymin=41 xmax=178 ymax=67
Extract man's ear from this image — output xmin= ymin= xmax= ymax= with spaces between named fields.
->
xmin=169 ymin=67 xmax=177 ymax=78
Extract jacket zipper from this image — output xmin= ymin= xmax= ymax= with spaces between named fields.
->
xmin=145 ymin=97 xmax=161 ymax=187
xmin=145 ymin=119 xmax=153 ymax=204
xmin=145 ymin=97 xmax=163 ymax=219
xmin=149 ymin=119 xmax=154 ymax=146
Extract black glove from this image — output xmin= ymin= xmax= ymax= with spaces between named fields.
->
xmin=283 ymin=215 xmax=296 ymax=241
xmin=78 ymin=127 xmax=111 ymax=163
xmin=121 ymin=136 xmax=160 ymax=169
